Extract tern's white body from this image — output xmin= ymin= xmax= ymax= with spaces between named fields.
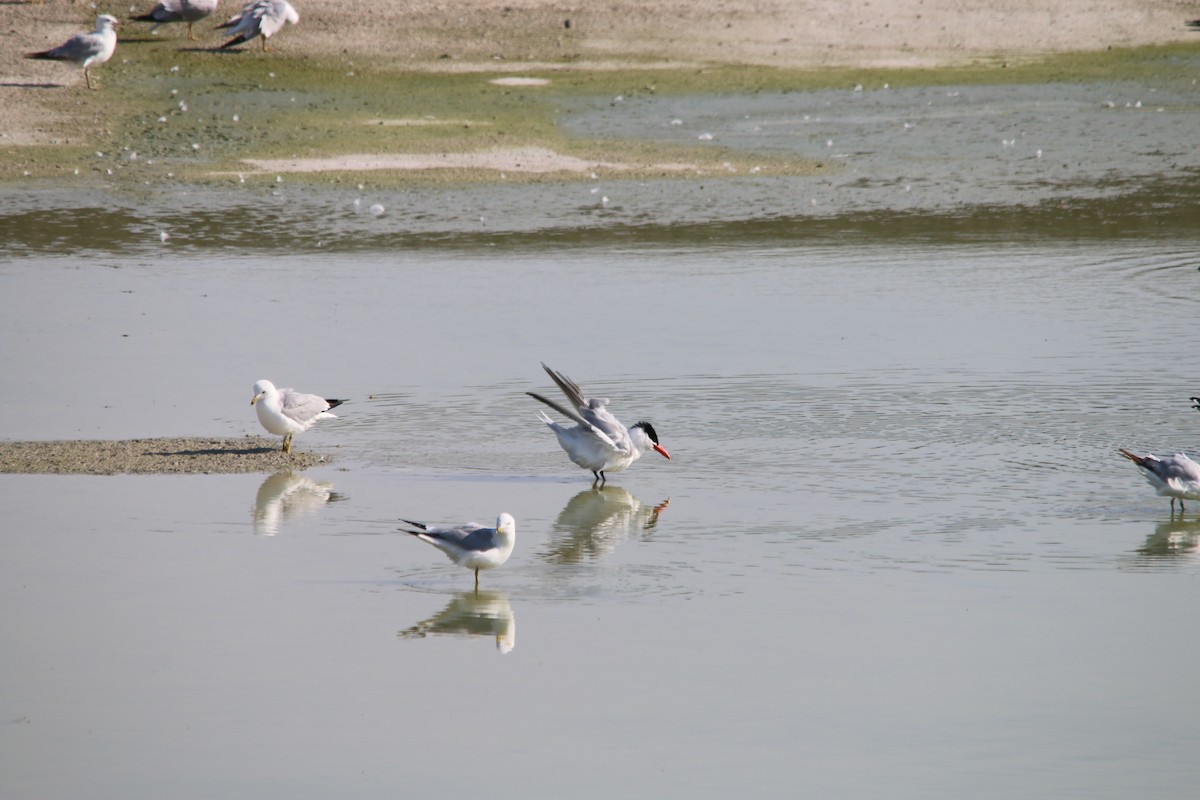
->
xmin=26 ymin=15 xmax=119 ymax=90
xmin=250 ymin=379 xmax=343 ymax=453
xmin=402 ymin=513 xmax=517 ymax=588
xmin=1120 ymin=448 xmax=1200 ymax=512
xmin=527 ymin=362 xmax=670 ymax=483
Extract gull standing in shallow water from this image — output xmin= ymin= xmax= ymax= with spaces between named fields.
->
xmin=25 ymin=15 xmax=119 ymax=90
xmin=250 ymin=379 xmax=345 ymax=453
xmin=401 ymin=514 xmax=517 ymax=590
xmin=133 ymin=0 xmax=221 ymax=41
xmin=218 ymin=0 xmax=299 ymax=52
xmin=1119 ymin=448 xmax=1200 ymax=513
xmin=527 ymin=362 xmax=670 ymax=484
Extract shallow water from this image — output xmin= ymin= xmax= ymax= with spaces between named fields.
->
xmin=4 ymin=237 xmax=1200 ymax=799
xmin=4 ymin=80 xmax=1200 ymax=799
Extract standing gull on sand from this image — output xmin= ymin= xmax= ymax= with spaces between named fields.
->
xmin=25 ymin=15 xmax=119 ymax=90
xmin=218 ymin=0 xmax=299 ymax=52
xmin=401 ymin=514 xmax=517 ymax=589
xmin=133 ymin=0 xmax=221 ymax=42
xmin=1119 ymin=448 xmax=1200 ymax=513
xmin=250 ymin=379 xmax=345 ymax=454
xmin=527 ymin=362 xmax=670 ymax=484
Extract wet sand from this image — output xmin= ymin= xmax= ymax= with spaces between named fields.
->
xmin=0 ymin=437 xmax=331 ymax=475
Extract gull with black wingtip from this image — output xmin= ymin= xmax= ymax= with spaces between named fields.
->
xmin=250 ymin=379 xmax=345 ymax=454
xmin=25 ymin=15 xmax=119 ymax=91
xmin=401 ymin=514 xmax=517 ymax=590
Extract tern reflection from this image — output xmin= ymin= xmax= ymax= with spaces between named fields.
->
xmin=1135 ymin=515 xmax=1200 ymax=561
xmin=252 ymin=471 xmax=345 ymax=535
xmin=397 ymin=591 xmax=516 ymax=654
xmin=544 ymin=485 xmax=670 ymax=563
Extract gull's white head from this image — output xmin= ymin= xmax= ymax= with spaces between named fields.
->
xmin=251 ymin=378 xmax=276 ymax=406
xmin=96 ymin=14 xmax=120 ymax=32
xmin=495 ymin=512 xmax=517 ymax=540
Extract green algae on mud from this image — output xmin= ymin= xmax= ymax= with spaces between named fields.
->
xmin=3 ymin=40 xmax=1197 ymax=186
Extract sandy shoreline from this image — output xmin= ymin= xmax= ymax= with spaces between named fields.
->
xmin=0 ymin=437 xmax=333 ymax=475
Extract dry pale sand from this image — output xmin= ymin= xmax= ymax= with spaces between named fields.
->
xmin=2 ymin=0 xmax=1198 ymax=147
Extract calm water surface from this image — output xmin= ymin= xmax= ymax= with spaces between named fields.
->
xmin=3 ymin=233 xmax=1199 ymax=798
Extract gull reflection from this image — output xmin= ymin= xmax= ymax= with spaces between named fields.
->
xmin=543 ymin=485 xmax=670 ymax=563
xmin=1135 ymin=515 xmax=1200 ymax=562
xmin=397 ymin=591 xmax=516 ymax=654
xmin=252 ymin=470 xmax=344 ymax=535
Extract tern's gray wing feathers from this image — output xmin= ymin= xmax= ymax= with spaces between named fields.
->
xmin=527 ymin=391 xmax=623 ymax=451
xmin=535 ymin=363 xmax=630 ymax=452
xmin=541 ymin=362 xmax=588 ymax=410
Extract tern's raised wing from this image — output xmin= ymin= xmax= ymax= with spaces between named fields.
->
xmin=531 ymin=363 xmax=631 ymax=452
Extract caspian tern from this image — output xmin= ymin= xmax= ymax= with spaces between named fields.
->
xmin=133 ymin=0 xmax=221 ymax=41
xmin=400 ymin=513 xmax=517 ymax=589
xmin=218 ymin=0 xmax=298 ymax=52
xmin=250 ymin=379 xmax=346 ymax=453
xmin=527 ymin=362 xmax=670 ymax=484
xmin=1119 ymin=448 xmax=1200 ymax=513
xmin=25 ymin=15 xmax=119 ymax=91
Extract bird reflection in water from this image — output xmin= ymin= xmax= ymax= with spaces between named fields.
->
xmin=543 ymin=485 xmax=670 ymax=564
xmin=1135 ymin=515 xmax=1200 ymax=562
xmin=397 ymin=591 xmax=516 ymax=654
xmin=252 ymin=471 xmax=344 ymax=535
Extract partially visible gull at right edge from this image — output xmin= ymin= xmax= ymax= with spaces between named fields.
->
xmin=1119 ymin=448 xmax=1200 ymax=513
xmin=527 ymin=362 xmax=670 ymax=484
xmin=218 ymin=0 xmax=299 ymax=51
xmin=132 ymin=0 xmax=221 ymax=41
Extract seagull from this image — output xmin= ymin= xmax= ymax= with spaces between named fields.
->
xmin=1119 ymin=448 xmax=1200 ymax=513
xmin=1190 ymin=396 xmax=1200 ymax=411
xmin=527 ymin=362 xmax=670 ymax=484
xmin=218 ymin=0 xmax=299 ymax=52
xmin=25 ymin=15 xmax=119 ymax=91
xmin=132 ymin=0 xmax=221 ymax=42
xmin=400 ymin=513 xmax=517 ymax=589
xmin=250 ymin=379 xmax=346 ymax=454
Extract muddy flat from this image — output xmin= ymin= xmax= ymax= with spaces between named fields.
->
xmin=0 ymin=437 xmax=331 ymax=475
